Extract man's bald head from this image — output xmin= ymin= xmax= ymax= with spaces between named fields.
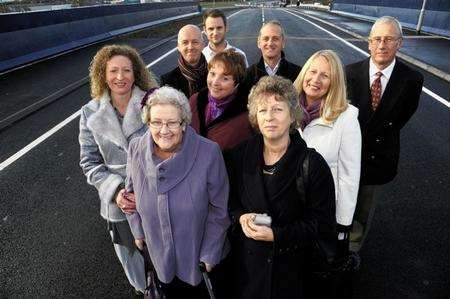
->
xmin=177 ymin=25 xmax=205 ymax=66
xmin=178 ymin=24 xmax=203 ymax=44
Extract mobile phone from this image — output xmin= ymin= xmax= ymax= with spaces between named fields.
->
xmin=253 ymin=213 xmax=272 ymax=227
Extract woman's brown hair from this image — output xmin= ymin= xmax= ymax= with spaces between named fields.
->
xmin=89 ymin=44 xmax=158 ymax=99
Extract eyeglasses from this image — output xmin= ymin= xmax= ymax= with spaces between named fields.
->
xmin=149 ymin=120 xmax=182 ymax=130
xmin=369 ymin=36 xmax=401 ymax=46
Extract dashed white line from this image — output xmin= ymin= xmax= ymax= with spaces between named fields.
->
xmin=262 ymin=7 xmax=265 ymax=24
xmin=282 ymin=9 xmax=450 ymax=108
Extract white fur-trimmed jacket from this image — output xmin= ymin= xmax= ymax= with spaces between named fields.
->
xmin=79 ymin=86 xmax=146 ymax=222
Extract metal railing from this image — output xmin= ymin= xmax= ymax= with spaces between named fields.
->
xmin=0 ymin=1 xmax=187 ymax=13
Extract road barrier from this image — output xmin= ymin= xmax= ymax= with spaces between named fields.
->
xmin=0 ymin=1 xmax=200 ymax=73
xmin=330 ymin=0 xmax=450 ymax=37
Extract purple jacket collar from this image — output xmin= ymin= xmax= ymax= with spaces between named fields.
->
xmin=139 ymin=126 xmax=200 ymax=194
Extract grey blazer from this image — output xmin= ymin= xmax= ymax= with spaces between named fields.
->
xmin=79 ymin=86 xmax=146 ymax=222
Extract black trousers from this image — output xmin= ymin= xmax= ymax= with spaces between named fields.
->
xmin=160 ymin=276 xmax=209 ymax=299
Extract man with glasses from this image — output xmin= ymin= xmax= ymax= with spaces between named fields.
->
xmin=161 ymin=25 xmax=207 ymax=98
xmin=346 ymin=16 xmax=423 ymax=251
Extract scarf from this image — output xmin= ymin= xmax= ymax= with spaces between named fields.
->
xmin=205 ymin=87 xmax=237 ymax=126
xmin=299 ymin=92 xmax=322 ymax=130
xmin=178 ymin=54 xmax=208 ymax=97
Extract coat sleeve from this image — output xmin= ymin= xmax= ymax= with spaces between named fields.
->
xmin=345 ymin=66 xmax=356 ymax=104
xmin=224 ymin=149 xmax=245 ymax=235
xmin=125 ymin=139 xmax=145 ymax=240
xmin=335 ymin=109 xmax=361 ymax=226
xmin=160 ymin=72 xmax=169 ymax=87
xmin=272 ymin=152 xmax=336 ymax=251
xmin=396 ymin=72 xmax=423 ymax=130
xmin=240 ymin=51 xmax=249 ymax=68
xmin=200 ymin=144 xmax=231 ymax=266
xmin=79 ymin=107 xmax=123 ymax=204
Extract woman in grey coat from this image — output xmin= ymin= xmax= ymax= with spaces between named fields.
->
xmin=126 ymin=86 xmax=230 ymax=298
xmin=78 ymin=44 xmax=158 ymax=294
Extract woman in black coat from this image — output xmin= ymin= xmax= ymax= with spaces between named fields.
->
xmin=226 ymin=76 xmax=336 ymax=299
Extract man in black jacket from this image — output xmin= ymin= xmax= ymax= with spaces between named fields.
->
xmin=243 ymin=20 xmax=301 ymax=93
xmin=346 ymin=16 xmax=423 ymax=251
xmin=161 ymin=24 xmax=208 ymax=98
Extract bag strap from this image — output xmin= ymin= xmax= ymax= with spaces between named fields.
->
xmin=295 ymin=149 xmax=311 ymax=206
xmin=296 ymin=149 xmax=336 ymax=265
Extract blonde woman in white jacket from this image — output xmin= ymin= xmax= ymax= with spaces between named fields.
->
xmin=294 ymin=50 xmax=361 ymax=257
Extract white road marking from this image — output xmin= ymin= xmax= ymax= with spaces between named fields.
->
xmin=0 ymin=10 xmax=248 ymax=172
xmin=282 ymin=9 xmax=450 ymax=108
xmin=146 ymin=48 xmax=177 ymax=68
xmin=0 ymin=111 xmax=80 ymax=171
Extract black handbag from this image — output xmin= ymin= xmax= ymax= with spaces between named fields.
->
xmin=139 ymin=246 xmax=167 ymax=299
xmin=294 ymin=149 xmax=335 ymax=275
xmin=296 ymin=150 xmax=360 ymax=279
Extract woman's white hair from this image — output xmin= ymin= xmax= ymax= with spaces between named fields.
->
xmin=141 ymin=86 xmax=192 ymax=126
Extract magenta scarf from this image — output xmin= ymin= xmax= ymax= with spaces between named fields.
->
xmin=299 ymin=92 xmax=322 ymax=130
xmin=205 ymin=88 xmax=237 ymax=126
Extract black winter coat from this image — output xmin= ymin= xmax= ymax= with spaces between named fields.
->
xmin=346 ymin=58 xmax=423 ymax=185
xmin=226 ymin=131 xmax=336 ymax=299
xmin=160 ymin=66 xmax=207 ymax=98
xmin=242 ymin=52 xmax=301 ymax=94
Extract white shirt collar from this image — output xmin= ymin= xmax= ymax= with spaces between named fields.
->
xmin=264 ymin=59 xmax=281 ymax=76
xmin=369 ymin=58 xmax=396 ymax=81
xmin=206 ymin=40 xmax=231 ymax=55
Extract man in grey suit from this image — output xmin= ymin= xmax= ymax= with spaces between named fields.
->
xmin=346 ymin=16 xmax=423 ymax=251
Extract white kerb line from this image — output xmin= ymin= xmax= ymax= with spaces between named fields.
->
xmin=282 ymin=9 xmax=450 ymax=109
xmin=0 ymin=10 xmax=248 ymax=172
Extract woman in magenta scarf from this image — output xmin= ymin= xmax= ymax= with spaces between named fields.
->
xmin=189 ymin=49 xmax=253 ymax=151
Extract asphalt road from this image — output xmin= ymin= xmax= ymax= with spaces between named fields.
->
xmin=0 ymin=8 xmax=449 ymax=298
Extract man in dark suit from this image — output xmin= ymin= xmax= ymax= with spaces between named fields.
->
xmin=161 ymin=24 xmax=207 ymax=98
xmin=346 ymin=16 xmax=423 ymax=251
xmin=243 ymin=20 xmax=301 ymax=93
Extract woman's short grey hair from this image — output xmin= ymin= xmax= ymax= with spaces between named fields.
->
xmin=370 ymin=16 xmax=403 ymax=38
xmin=248 ymin=76 xmax=301 ymax=132
xmin=141 ymin=86 xmax=192 ymax=126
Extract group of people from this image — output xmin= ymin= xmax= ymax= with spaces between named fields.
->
xmin=78 ymin=9 xmax=423 ymax=298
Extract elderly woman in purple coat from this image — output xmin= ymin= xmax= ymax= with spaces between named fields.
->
xmin=125 ymin=86 xmax=230 ymax=298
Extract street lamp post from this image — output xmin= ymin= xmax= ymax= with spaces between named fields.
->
xmin=416 ymin=0 xmax=427 ymax=33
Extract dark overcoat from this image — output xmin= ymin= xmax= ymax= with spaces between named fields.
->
xmin=189 ymin=87 xmax=253 ymax=151
xmin=161 ymin=66 xmax=207 ymax=98
xmin=242 ymin=52 xmax=301 ymax=94
xmin=346 ymin=58 xmax=423 ymax=185
xmin=226 ymin=131 xmax=336 ymax=299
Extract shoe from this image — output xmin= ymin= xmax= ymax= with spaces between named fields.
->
xmin=349 ymin=220 xmax=363 ymax=242
xmin=349 ymin=221 xmax=364 ymax=252
xmin=132 ymin=288 xmax=144 ymax=298
xmin=349 ymin=251 xmax=361 ymax=271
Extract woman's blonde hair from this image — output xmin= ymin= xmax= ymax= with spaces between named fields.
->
xmin=89 ymin=44 xmax=158 ymax=99
xmin=293 ymin=50 xmax=348 ymax=123
xmin=248 ymin=75 xmax=301 ymax=133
